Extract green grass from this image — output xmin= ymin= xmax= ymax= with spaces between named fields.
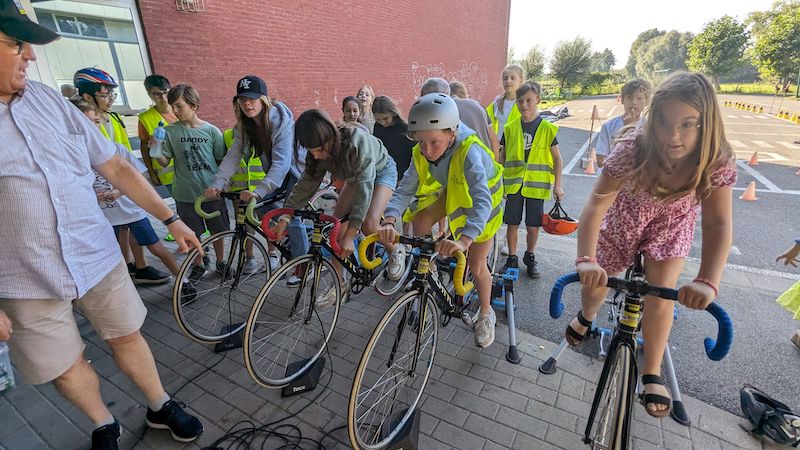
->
xmin=719 ymin=83 xmax=798 ymax=96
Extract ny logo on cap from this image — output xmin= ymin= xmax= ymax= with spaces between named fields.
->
xmin=239 ymin=79 xmax=251 ymax=90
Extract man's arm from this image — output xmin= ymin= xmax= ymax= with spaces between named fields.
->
xmin=95 ymin=155 xmax=200 ymax=254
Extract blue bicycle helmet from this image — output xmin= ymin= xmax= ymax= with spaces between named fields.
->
xmin=73 ymin=68 xmax=118 ymax=94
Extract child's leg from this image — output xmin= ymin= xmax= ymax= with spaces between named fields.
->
xmin=331 ymin=183 xmax=357 ymax=283
xmin=525 ymin=226 xmax=540 ymax=253
xmin=410 ymin=194 xmax=446 ymax=237
xmin=175 ymin=202 xmax=208 ymax=266
xmin=114 ymin=226 xmax=131 ymax=265
xmin=148 ymin=242 xmax=181 ymax=276
xmin=506 ymin=225 xmax=519 ymax=256
xmin=503 ymin=192 xmax=524 ymax=257
xmin=567 ymin=284 xmax=611 ymax=346
xmin=467 ymin=239 xmax=493 ymax=315
xmin=129 ymin=239 xmax=148 ymax=270
xmin=523 ymin=198 xmax=544 ymax=254
xmin=640 ymin=256 xmax=684 ymax=414
xmin=361 ymin=185 xmax=394 ymax=236
xmin=204 ymin=199 xmax=231 ymax=263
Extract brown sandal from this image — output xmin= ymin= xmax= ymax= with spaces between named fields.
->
xmin=565 ymin=310 xmax=593 ymax=347
xmin=640 ymin=374 xmax=672 ymax=418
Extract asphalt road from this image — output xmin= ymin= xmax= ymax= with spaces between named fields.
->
xmin=498 ymin=95 xmax=800 ymax=416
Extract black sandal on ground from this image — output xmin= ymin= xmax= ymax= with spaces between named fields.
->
xmin=640 ymin=374 xmax=672 ymax=418
xmin=565 ymin=310 xmax=593 ymax=347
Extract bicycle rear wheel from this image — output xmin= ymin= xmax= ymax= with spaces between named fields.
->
xmin=173 ymin=231 xmax=271 ymax=343
xmin=348 ymin=292 xmax=438 ymax=450
xmin=309 ymin=187 xmax=338 ymax=215
xmin=243 ymin=255 xmax=340 ymax=388
xmin=587 ymin=341 xmax=635 ymax=450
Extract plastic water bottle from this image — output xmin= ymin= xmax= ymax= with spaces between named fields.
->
xmin=150 ymin=121 xmax=166 ymax=158
xmin=0 ymin=343 xmax=15 ymax=393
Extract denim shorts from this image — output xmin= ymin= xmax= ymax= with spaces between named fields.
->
xmin=113 ymin=217 xmax=160 ymax=246
xmin=375 ymin=158 xmax=398 ymax=190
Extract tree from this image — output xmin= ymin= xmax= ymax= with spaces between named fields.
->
xmin=507 ymin=47 xmax=516 ymax=65
xmin=521 ymin=46 xmax=546 ymax=79
xmin=625 ymin=29 xmax=665 ymax=76
xmin=687 ymin=16 xmax=748 ymax=89
xmin=634 ymin=31 xmax=693 ymax=81
xmin=549 ymin=37 xmax=593 ymax=91
xmin=747 ymin=1 xmax=800 ymax=84
xmin=591 ymin=49 xmax=615 ymax=72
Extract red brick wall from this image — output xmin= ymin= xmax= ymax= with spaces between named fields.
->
xmin=137 ymin=0 xmax=510 ymax=128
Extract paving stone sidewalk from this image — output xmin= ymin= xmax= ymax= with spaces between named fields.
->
xmin=0 ymin=225 xmax=788 ymax=450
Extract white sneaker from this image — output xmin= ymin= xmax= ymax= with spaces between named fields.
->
xmin=315 ymin=280 xmax=346 ymax=309
xmin=387 ymin=246 xmax=406 ymax=281
xmin=268 ymin=253 xmax=280 ymax=271
xmin=242 ymin=256 xmax=260 ymax=274
xmin=473 ymin=309 xmax=496 ymax=348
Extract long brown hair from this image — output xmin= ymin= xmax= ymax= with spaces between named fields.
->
xmin=371 ymin=95 xmax=407 ymax=126
xmin=235 ymin=95 xmax=273 ymax=163
xmin=494 ymin=64 xmax=524 ymax=114
xmin=627 ymin=72 xmax=733 ymax=202
xmin=295 ymin=109 xmax=358 ymax=171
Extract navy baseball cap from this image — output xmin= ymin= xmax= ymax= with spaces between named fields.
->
xmin=0 ymin=0 xmax=60 ymax=45
xmin=236 ymin=75 xmax=268 ymax=99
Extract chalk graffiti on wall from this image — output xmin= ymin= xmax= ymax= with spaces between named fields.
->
xmin=410 ymin=60 xmax=489 ymax=99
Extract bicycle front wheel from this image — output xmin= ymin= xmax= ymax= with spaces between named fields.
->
xmin=587 ymin=342 xmax=635 ymax=450
xmin=243 ymin=255 xmax=341 ymax=388
xmin=348 ymin=291 xmax=438 ymax=450
xmin=173 ymin=231 xmax=271 ymax=343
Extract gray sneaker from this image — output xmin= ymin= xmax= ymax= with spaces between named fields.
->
xmin=473 ymin=309 xmax=496 ymax=348
xmin=386 ymin=246 xmax=406 ymax=281
xmin=242 ymin=257 xmax=260 ymax=275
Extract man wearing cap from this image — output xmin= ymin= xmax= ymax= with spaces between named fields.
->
xmin=0 ymin=2 xmax=205 ymax=448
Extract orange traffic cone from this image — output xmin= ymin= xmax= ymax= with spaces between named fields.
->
xmin=739 ymin=182 xmax=757 ymax=201
xmin=747 ymin=151 xmax=759 ymax=166
xmin=584 ymin=157 xmax=596 ymax=175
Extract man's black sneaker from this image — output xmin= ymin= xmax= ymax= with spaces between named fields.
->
xmin=134 ymin=266 xmax=171 ymax=285
xmin=91 ymin=420 xmax=120 ymax=450
xmin=523 ymin=251 xmax=540 ymax=278
xmin=498 ymin=255 xmax=519 ymax=274
xmin=127 ymin=262 xmax=136 ymax=275
xmin=145 ymin=399 xmax=204 ymax=442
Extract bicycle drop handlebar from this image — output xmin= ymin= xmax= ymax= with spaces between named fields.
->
xmin=260 ymin=207 xmax=342 ymax=255
xmin=548 ymin=272 xmax=734 ymax=361
xmin=194 ymin=192 xmax=287 ymax=225
xmin=358 ymin=233 xmax=474 ymax=297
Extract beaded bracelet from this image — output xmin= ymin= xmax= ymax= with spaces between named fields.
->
xmin=692 ymin=277 xmax=718 ymax=297
xmin=574 ymin=256 xmax=597 ymax=265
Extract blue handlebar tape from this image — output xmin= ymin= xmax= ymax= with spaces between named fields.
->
xmin=549 ymin=272 xmax=580 ymax=318
xmin=703 ymin=302 xmax=734 ymax=361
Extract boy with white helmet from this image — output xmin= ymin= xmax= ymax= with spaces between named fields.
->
xmin=379 ymin=93 xmax=504 ymax=347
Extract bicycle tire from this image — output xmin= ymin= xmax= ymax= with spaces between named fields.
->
xmin=348 ymin=291 xmax=438 ymax=450
xmin=587 ymin=342 xmax=635 ymax=450
xmin=243 ymin=254 xmax=341 ymax=388
xmin=173 ymin=230 xmax=271 ymax=343
xmin=309 ymin=188 xmax=338 ymax=215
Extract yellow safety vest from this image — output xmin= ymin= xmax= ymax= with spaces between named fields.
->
xmin=403 ymin=134 xmax=504 ymax=243
xmin=99 ymin=112 xmax=132 ymax=151
xmin=502 ymin=117 xmax=558 ymax=199
xmin=486 ymin=98 xmax=521 ymax=135
xmin=223 ymin=129 xmax=266 ymax=192
xmin=138 ymin=107 xmax=175 ymax=185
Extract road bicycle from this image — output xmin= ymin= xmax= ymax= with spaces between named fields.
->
xmin=171 ymin=191 xmax=293 ymax=344
xmin=548 ymin=252 xmax=734 ymax=449
xmin=241 ymin=207 xmax=407 ymax=388
xmin=347 ymin=232 xmax=492 ymax=450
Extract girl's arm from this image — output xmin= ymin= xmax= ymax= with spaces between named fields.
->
xmin=576 ymin=172 xmax=623 ymax=259
xmin=550 ymin=144 xmax=564 ymax=200
xmin=253 ymin=103 xmax=294 ymax=198
xmin=285 ymin=162 xmax=326 ymax=210
xmin=696 ymin=185 xmax=733 ymax=287
xmin=384 ymin=160 xmax=420 ymax=222
xmin=209 ymin=128 xmax=245 ymax=191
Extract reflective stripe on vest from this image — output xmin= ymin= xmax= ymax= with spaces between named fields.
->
xmin=502 ymin=117 xmax=558 ymax=199
xmin=223 ymin=129 xmax=265 ymax=192
xmin=403 ymin=134 xmax=503 ymax=243
xmin=486 ymin=99 xmax=521 ymax=135
xmin=138 ymin=107 xmax=174 ymax=185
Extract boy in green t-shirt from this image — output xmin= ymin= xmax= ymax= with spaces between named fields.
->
xmin=156 ymin=84 xmax=229 ymax=279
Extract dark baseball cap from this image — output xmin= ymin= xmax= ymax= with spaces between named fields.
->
xmin=0 ymin=0 xmax=60 ymax=45
xmin=236 ymin=75 xmax=268 ymax=99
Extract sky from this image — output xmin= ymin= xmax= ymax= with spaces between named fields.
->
xmin=508 ymin=0 xmax=776 ymax=70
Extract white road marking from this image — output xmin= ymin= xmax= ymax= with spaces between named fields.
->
xmin=778 ymin=141 xmax=797 ymax=149
xmin=740 ymin=115 xmax=753 ymax=119
xmin=606 ymin=105 xmax=618 ymax=118
xmin=563 ymin=135 xmax=595 ymax=174
xmin=576 ymin=109 xmax=585 ymax=113
xmin=735 ymin=160 xmax=782 ymax=192
xmin=727 ymin=115 xmax=738 ymax=119
xmin=752 ymin=140 xmax=774 ymax=149
xmin=735 ymin=151 xmax=787 ymax=161
xmin=729 ymin=140 xmax=746 ymax=148
xmin=756 ymin=115 xmax=770 ymax=119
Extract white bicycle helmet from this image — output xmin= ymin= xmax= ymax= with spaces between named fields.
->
xmin=408 ymin=93 xmax=460 ymax=131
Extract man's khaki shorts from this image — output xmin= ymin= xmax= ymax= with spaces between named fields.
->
xmin=0 ymin=261 xmax=147 ymax=384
